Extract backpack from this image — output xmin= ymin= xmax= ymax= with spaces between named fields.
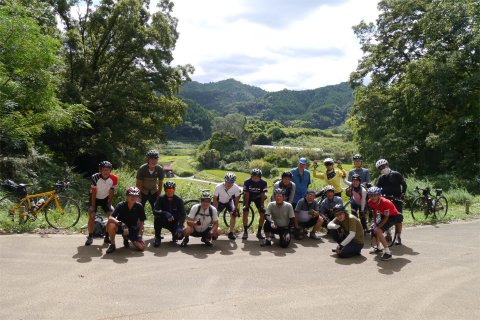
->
xmin=92 ymin=215 xmax=106 ymax=237
xmin=195 ymin=205 xmax=213 ymax=218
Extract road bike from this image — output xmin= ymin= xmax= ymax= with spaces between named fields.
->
xmin=410 ymin=186 xmax=448 ymax=220
xmin=0 ymin=179 xmax=81 ymax=229
xmin=183 ymin=191 xmax=255 ymax=228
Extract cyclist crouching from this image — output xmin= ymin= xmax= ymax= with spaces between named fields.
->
xmin=262 ymin=188 xmax=295 ymax=248
xmin=181 ymin=191 xmax=220 ymax=247
xmin=294 ymin=190 xmax=323 ymax=240
xmin=367 ymin=187 xmax=404 ymax=261
xmin=327 ymin=204 xmax=364 ymax=258
xmin=105 ymin=187 xmax=146 ymax=254
xmin=153 ymin=181 xmax=185 ymax=247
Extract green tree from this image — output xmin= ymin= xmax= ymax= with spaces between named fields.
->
xmin=349 ymin=0 xmax=479 ymax=178
xmin=0 ymin=0 xmax=87 ymax=156
xmin=48 ymin=0 xmax=193 ymax=166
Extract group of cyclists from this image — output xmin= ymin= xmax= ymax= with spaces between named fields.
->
xmin=84 ymin=150 xmax=407 ymax=261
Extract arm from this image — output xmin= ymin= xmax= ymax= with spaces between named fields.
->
xmin=90 ymin=188 xmax=97 ymax=210
xmin=312 ymin=169 xmax=325 ymax=179
xmin=327 ymin=219 xmax=340 ymax=230
xmin=233 ymin=195 xmax=240 ymax=211
xmin=343 ymin=176 xmax=352 ymax=186
xmin=157 ymin=179 xmax=163 ymax=197
xmin=108 ymin=188 xmax=114 ymax=208
xmin=360 ymin=188 xmax=367 ymax=211
xmin=135 ymin=179 xmax=142 ymax=189
xmin=288 ymin=183 xmax=296 ymax=203
xmin=213 ymin=194 xmax=219 ymax=209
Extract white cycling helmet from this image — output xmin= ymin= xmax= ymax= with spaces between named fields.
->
xmin=375 ymin=159 xmax=389 ymax=169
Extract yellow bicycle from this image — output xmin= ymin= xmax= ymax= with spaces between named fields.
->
xmin=0 ymin=179 xmax=80 ymax=229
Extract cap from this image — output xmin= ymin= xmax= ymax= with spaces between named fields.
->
xmin=299 ymin=157 xmax=307 ymax=165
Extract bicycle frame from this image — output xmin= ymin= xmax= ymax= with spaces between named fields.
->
xmin=11 ymin=190 xmax=61 ymax=218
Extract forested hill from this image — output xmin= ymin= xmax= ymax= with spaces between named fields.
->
xmin=176 ymin=79 xmax=354 ymax=134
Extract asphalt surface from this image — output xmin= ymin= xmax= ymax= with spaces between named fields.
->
xmin=1 ymin=219 xmax=479 ymax=320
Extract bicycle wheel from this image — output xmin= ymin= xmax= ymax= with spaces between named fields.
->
xmin=410 ymin=197 xmax=428 ymax=220
xmin=0 ymin=195 xmax=29 ymax=225
xmin=433 ymin=196 xmax=448 ymax=220
xmin=44 ymin=196 xmax=80 ymax=229
xmin=223 ymin=203 xmax=255 ymax=228
xmin=183 ymin=199 xmax=200 ymax=217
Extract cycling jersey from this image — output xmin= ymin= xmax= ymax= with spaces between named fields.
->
xmin=295 ymin=197 xmax=319 ymax=223
xmin=319 ymin=196 xmax=343 ymax=220
xmin=273 ymin=180 xmax=296 ymax=203
xmin=343 ymin=178 xmax=367 ymax=211
xmin=136 ymin=164 xmax=164 ymax=195
xmin=214 ymin=182 xmax=241 ymax=204
xmin=91 ymin=173 xmax=118 ymax=200
xmin=347 ymin=168 xmax=371 ymax=184
xmin=188 ymin=204 xmax=219 ymax=233
xmin=368 ymin=197 xmax=398 ymax=217
xmin=112 ymin=201 xmax=146 ymax=227
xmin=243 ymin=178 xmax=268 ymax=200
xmin=313 ymin=169 xmax=345 ymax=193
xmin=376 ymin=170 xmax=407 ymax=198
xmin=154 ymin=194 xmax=186 ymax=225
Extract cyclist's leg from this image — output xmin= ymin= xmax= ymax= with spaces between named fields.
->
xmin=129 ymin=226 xmax=145 ymax=251
xmin=242 ymin=200 xmax=251 ymax=237
xmin=373 ymin=227 xmax=388 ymax=250
xmin=106 ymin=219 xmax=119 ymax=244
xmin=253 ymin=198 xmax=266 ymax=237
xmin=395 ymin=214 xmax=404 ymax=244
xmin=140 ymin=193 xmax=149 ymax=207
xmin=153 ymin=214 xmax=163 ymax=241
xmin=338 ymin=241 xmax=363 ymax=258
xmin=350 ymin=199 xmax=359 ymax=217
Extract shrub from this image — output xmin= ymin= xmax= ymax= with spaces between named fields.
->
xmin=249 ymin=159 xmax=274 ymax=177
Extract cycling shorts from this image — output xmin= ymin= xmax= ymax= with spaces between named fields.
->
xmin=243 ymin=197 xmax=266 ymax=214
xmin=90 ymin=198 xmax=114 ymax=214
xmin=116 ymin=225 xmax=141 ymax=242
xmin=380 ymin=214 xmax=403 ymax=231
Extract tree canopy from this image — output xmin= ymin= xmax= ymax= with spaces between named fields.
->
xmin=349 ymin=0 xmax=479 ymax=178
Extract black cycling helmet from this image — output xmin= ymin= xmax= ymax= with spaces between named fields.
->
xmin=351 ymin=173 xmax=362 ymax=181
xmin=281 ymin=171 xmax=293 ymax=178
xmin=353 ymin=154 xmax=362 ymax=160
xmin=147 ymin=149 xmax=159 ymax=159
xmin=333 ymin=204 xmax=346 ymax=215
xmin=251 ymin=168 xmax=262 ymax=177
xmin=163 ymin=181 xmax=176 ymax=190
xmin=99 ymin=161 xmax=112 ymax=169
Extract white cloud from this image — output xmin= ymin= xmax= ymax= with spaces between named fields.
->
xmin=159 ymin=0 xmax=379 ymax=91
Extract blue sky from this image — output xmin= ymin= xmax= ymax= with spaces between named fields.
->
xmin=167 ymin=0 xmax=379 ymax=91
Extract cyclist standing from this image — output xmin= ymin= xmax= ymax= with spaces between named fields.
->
xmin=242 ymin=168 xmax=268 ymax=240
xmin=85 ymin=161 xmax=118 ymax=246
xmin=312 ymin=158 xmax=346 ymax=197
xmin=348 ymin=154 xmax=371 ymax=185
xmin=262 ymin=188 xmax=295 ymax=248
xmin=367 ymin=186 xmax=404 ymax=260
xmin=181 ymin=191 xmax=220 ymax=247
xmin=152 ymin=181 xmax=185 ymax=247
xmin=273 ymin=171 xmax=296 ymax=204
xmin=213 ymin=172 xmax=241 ymax=240
xmin=343 ymin=174 xmax=368 ymax=232
xmin=290 ymin=157 xmax=311 ymax=209
xmin=136 ymin=149 xmax=164 ymax=212
xmin=375 ymin=158 xmax=406 ymax=244
xmin=327 ymin=205 xmax=364 ymax=258
xmin=105 ymin=187 xmax=146 ymax=254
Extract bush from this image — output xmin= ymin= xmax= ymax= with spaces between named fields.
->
xmin=249 ymin=159 xmax=274 ymax=177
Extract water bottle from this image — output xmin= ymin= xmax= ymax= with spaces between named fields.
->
xmin=34 ymin=198 xmax=45 ymax=211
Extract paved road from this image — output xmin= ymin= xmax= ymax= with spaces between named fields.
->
xmin=1 ymin=219 xmax=479 ymax=320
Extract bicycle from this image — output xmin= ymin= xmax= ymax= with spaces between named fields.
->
xmin=369 ymin=218 xmax=396 ymax=248
xmin=410 ymin=186 xmax=448 ymax=220
xmin=0 ymin=179 xmax=81 ymax=229
xmin=183 ymin=191 xmax=255 ymax=228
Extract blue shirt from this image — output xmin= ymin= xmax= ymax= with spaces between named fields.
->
xmin=290 ymin=168 xmax=311 ymax=204
xmin=319 ymin=196 xmax=344 ymax=220
xmin=348 ymin=168 xmax=371 ymax=184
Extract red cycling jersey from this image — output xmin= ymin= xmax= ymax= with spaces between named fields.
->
xmin=368 ymin=197 xmax=398 ymax=217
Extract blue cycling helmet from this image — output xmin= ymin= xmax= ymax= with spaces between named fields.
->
xmin=367 ymin=186 xmax=382 ymax=195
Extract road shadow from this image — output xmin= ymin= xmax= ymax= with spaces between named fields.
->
xmin=72 ymin=245 xmax=103 ymax=263
xmin=179 ymin=242 xmax=220 ymax=259
xmin=373 ymin=256 xmax=411 ymax=274
xmin=100 ymin=247 xmax=145 ymax=264
xmin=241 ymin=239 xmax=296 ymax=257
xmin=145 ymin=238 xmax=183 ymax=257
xmin=333 ymin=254 xmax=368 ymax=265
xmin=291 ymin=238 xmax=323 ymax=248
xmin=392 ymin=244 xmax=420 ymax=256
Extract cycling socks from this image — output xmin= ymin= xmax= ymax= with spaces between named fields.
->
xmin=257 ymin=226 xmax=262 ymax=234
